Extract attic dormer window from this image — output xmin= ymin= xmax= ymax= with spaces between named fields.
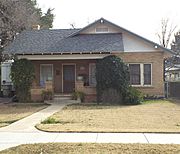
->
xmin=95 ymin=27 xmax=109 ymax=33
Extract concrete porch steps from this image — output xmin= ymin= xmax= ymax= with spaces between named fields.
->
xmin=53 ymin=93 xmax=72 ymax=101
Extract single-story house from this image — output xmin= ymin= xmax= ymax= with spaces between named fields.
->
xmin=4 ymin=18 xmax=173 ymax=102
xmin=166 ymin=65 xmax=180 ymax=82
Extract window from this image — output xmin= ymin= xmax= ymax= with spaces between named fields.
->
xmin=89 ymin=63 xmax=96 ymax=86
xmin=95 ymin=27 xmax=109 ymax=33
xmin=129 ymin=64 xmax=140 ymax=85
xmin=144 ymin=64 xmax=151 ymax=85
xmin=129 ymin=63 xmax=152 ymax=86
xmin=40 ymin=64 xmax=53 ymax=87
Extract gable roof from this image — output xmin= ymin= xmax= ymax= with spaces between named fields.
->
xmin=4 ymin=18 xmax=174 ymax=55
xmin=70 ymin=18 xmax=174 ymax=54
xmin=4 ymin=29 xmax=124 ymax=54
xmin=4 ymin=29 xmax=78 ymax=54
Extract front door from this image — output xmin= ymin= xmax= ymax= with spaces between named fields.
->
xmin=63 ymin=65 xmax=75 ymax=93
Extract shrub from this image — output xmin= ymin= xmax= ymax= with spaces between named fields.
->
xmin=41 ymin=90 xmax=53 ymax=101
xmin=10 ymin=59 xmax=35 ymax=102
xmin=71 ymin=91 xmax=78 ymax=100
xmin=71 ymin=91 xmax=85 ymax=103
xmin=124 ymin=86 xmax=143 ymax=105
xmin=78 ymin=91 xmax=85 ymax=102
xmin=96 ymin=55 xmax=130 ymax=104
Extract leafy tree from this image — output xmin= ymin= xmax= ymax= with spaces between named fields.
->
xmin=10 ymin=59 xmax=35 ymax=102
xmin=40 ymin=8 xmax=54 ymax=29
xmin=166 ymin=32 xmax=180 ymax=70
xmin=96 ymin=55 xmax=130 ymax=104
xmin=0 ymin=0 xmax=54 ymax=62
xmin=171 ymin=32 xmax=180 ymax=54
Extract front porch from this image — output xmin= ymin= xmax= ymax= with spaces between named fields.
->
xmin=30 ymin=59 xmax=97 ymax=102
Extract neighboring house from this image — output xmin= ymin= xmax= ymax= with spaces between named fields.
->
xmin=4 ymin=18 xmax=173 ymax=102
xmin=166 ymin=64 xmax=180 ymax=82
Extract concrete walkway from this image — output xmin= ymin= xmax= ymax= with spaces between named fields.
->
xmin=0 ymin=100 xmax=74 ymax=132
xmin=0 ymin=100 xmax=180 ymax=151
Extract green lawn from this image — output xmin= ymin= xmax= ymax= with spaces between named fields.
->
xmin=37 ymin=100 xmax=180 ymax=133
xmin=1 ymin=143 xmax=180 ymax=154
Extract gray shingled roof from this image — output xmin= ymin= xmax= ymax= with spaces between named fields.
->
xmin=4 ymin=29 xmax=124 ymax=54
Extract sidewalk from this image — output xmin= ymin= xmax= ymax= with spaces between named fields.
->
xmin=0 ymin=100 xmax=180 ymax=151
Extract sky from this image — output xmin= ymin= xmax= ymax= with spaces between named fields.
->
xmin=37 ymin=0 xmax=180 ymax=44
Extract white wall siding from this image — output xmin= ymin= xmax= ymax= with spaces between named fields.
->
xmin=123 ymin=32 xmax=159 ymax=52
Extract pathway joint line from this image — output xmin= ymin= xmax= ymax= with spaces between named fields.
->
xmin=143 ymin=133 xmax=149 ymax=143
xmin=95 ymin=133 xmax=98 ymax=142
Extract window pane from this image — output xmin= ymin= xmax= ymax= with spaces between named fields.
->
xmin=144 ymin=64 xmax=151 ymax=85
xmin=129 ymin=64 xmax=140 ymax=85
xmin=89 ymin=64 xmax=96 ymax=86
xmin=40 ymin=65 xmax=53 ymax=86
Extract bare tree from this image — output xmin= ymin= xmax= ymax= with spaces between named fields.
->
xmin=157 ymin=18 xmax=177 ymax=48
xmin=0 ymin=0 xmax=40 ymax=46
xmin=70 ymin=22 xmax=76 ymax=29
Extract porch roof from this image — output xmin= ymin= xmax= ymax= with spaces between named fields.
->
xmin=4 ymin=29 xmax=124 ymax=54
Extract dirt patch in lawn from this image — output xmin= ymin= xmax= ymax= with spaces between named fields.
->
xmin=0 ymin=103 xmax=48 ymax=128
xmin=1 ymin=143 xmax=180 ymax=154
xmin=37 ymin=100 xmax=180 ymax=133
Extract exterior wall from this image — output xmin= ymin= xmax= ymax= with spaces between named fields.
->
xmin=32 ymin=59 xmax=96 ymax=94
xmin=122 ymin=32 xmax=159 ymax=52
xmin=115 ymin=51 xmax=165 ymax=96
xmin=81 ymin=22 xmax=120 ymax=34
xmin=31 ymin=51 xmax=166 ymax=101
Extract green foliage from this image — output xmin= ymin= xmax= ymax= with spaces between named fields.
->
xmin=41 ymin=117 xmax=58 ymax=124
xmin=71 ymin=91 xmax=85 ymax=103
xmin=10 ymin=59 xmax=35 ymax=102
xmin=78 ymin=91 xmax=85 ymax=102
xmin=71 ymin=91 xmax=78 ymax=100
xmin=96 ymin=55 xmax=130 ymax=104
xmin=40 ymin=8 xmax=54 ymax=29
xmin=41 ymin=90 xmax=53 ymax=101
xmin=124 ymin=86 xmax=143 ymax=105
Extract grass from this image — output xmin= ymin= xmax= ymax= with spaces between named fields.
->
xmin=0 ymin=103 xmax=48 ymax=128
xmin=1 ymin=143 xmax=180 ymax=154
xmin=41 ymin=117 xmax=59 ymax=124
xmin=37 ymin=100 xmax=180 ymax=133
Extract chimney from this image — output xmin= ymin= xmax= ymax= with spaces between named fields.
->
xmin=32 ymin=25 xmax=41 ymax=30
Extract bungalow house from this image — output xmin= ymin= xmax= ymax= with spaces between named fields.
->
xmin=4 ymin=18 xmax=173 ymax=102
xmin=166 ymin=65 xmax=180 ymax=82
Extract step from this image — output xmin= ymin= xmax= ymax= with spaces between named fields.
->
xmin=53 ymin=94 xmax=72 ymax=100
xmin=54 ymin=94 xmax=72 ymax=97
